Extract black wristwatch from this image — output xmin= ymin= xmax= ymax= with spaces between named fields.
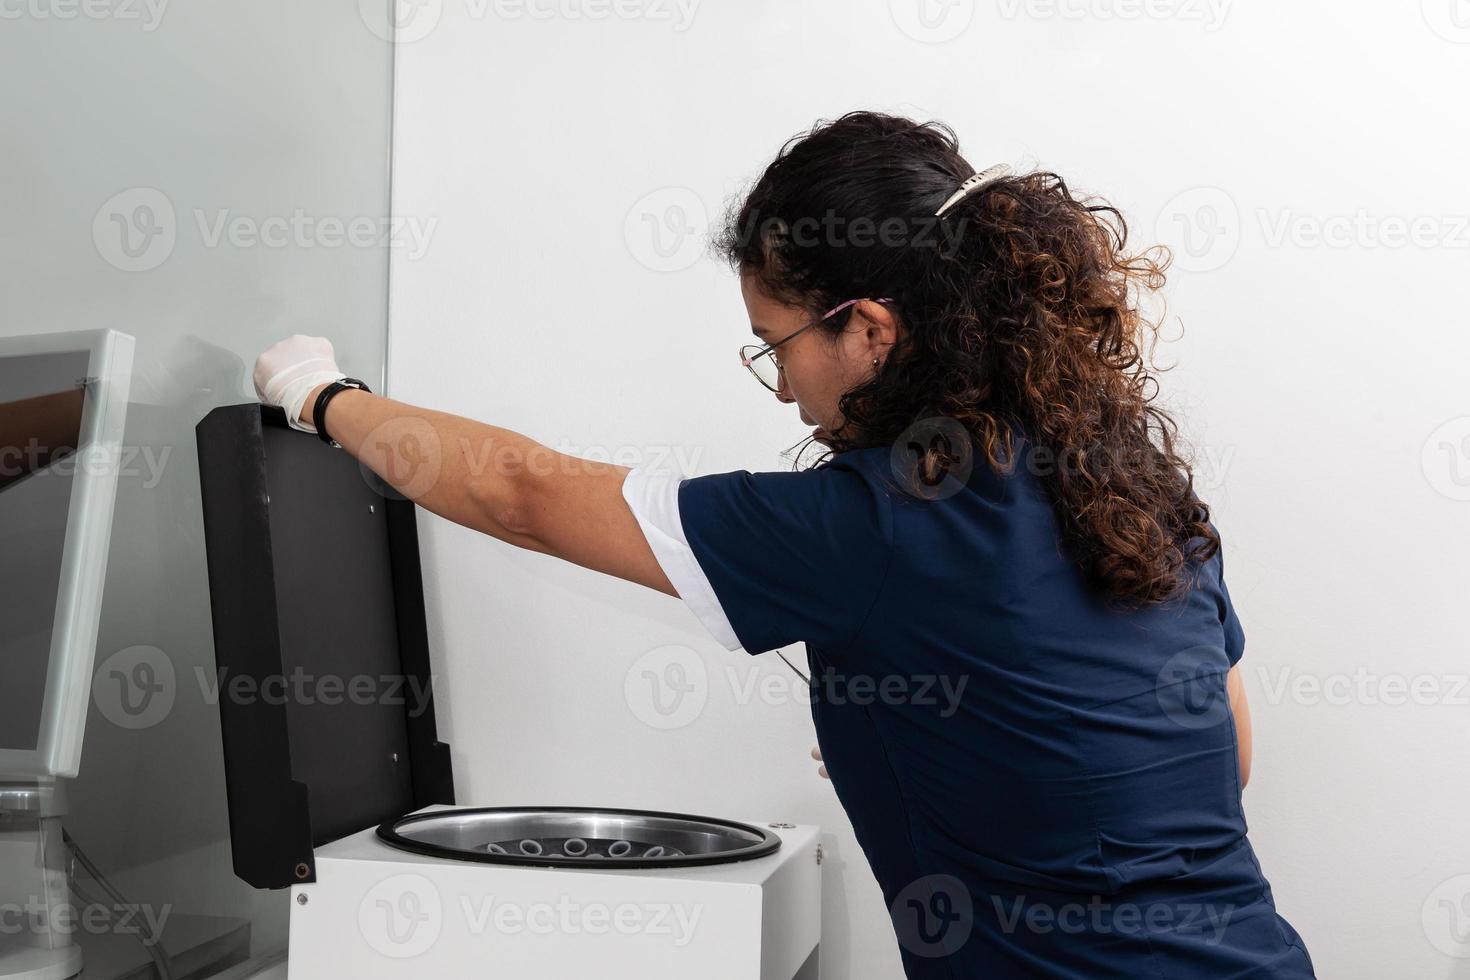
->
xmin=313 ymin=377 xmax=371 ymax=448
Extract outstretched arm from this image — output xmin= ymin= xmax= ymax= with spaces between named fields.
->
xmin=255 ymin=336 xmax=674 ymax=596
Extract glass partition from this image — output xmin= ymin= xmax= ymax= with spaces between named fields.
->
xmin=0 ymin=3 xmax=394 ymax=976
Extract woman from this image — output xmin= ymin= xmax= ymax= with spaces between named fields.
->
xmin=253 ymin=112 xmax=1314 ymax=978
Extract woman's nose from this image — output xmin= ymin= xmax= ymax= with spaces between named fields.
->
xmin=774 ymin=372 xmax=795 ymax=403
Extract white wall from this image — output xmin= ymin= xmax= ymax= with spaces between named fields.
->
xmin=384 ymin=2 xmax=1470 ymax=977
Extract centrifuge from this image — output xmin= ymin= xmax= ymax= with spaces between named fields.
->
xmin=195 ymin=404 xmax=821 ymax=979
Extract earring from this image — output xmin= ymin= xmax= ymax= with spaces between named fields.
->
xmin=872 ymin=358 xmax=880 ymax=367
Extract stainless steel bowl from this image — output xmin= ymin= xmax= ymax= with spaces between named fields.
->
xmin=377 ymin=806 xmax=782 ymax=868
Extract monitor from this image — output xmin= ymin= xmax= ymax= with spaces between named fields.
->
xmin=0 ymin=329 xmax=133 ymax=778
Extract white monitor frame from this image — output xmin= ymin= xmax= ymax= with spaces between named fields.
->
xmin=0 ymin=328 xmax=133 ymax=779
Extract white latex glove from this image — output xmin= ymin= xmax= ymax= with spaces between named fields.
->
xmin=811 ymin=745 xmax=829 ymax=780
xmin=253 ymin=335 xmax=346 ymax=434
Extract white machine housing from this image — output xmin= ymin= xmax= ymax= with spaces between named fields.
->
xmin=288 ymin=806 xmax=821 ymax=980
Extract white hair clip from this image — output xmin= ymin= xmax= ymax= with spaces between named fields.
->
xmin=934 ymin=163 xmax=1013 ymax=218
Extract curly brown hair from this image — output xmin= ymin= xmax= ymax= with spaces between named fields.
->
xmin=716 ymin=111 xmax=1218 ymax=607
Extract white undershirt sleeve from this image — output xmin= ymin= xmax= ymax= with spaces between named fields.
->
xmin=620 ymin=466 xmax=742 ymax=652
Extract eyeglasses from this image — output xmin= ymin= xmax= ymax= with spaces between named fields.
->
xmin=738 ymin=297 xmax=894 ymax=393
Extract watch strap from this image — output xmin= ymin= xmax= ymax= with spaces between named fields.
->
xmin=313 ymin=377 xmax=371 ymax=448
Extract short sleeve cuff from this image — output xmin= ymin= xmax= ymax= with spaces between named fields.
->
xmin=621 ymin=466 xmax=743 ymax=652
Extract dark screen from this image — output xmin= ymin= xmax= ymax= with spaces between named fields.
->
xmin=0 ymin=351 xmax=89 ymax=752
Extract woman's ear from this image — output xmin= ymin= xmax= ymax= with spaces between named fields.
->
xmin=856 ymin=299 xmax=902 ymax=359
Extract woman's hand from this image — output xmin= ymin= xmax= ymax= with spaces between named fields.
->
xmin=252 ymin=334 xmax=346 ymax=434
xmin=811 ymin=745 xmax=829 ymax=779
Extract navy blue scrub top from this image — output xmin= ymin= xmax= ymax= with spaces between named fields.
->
xmin=665 ymin=442 xmax=1315 ymax=979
